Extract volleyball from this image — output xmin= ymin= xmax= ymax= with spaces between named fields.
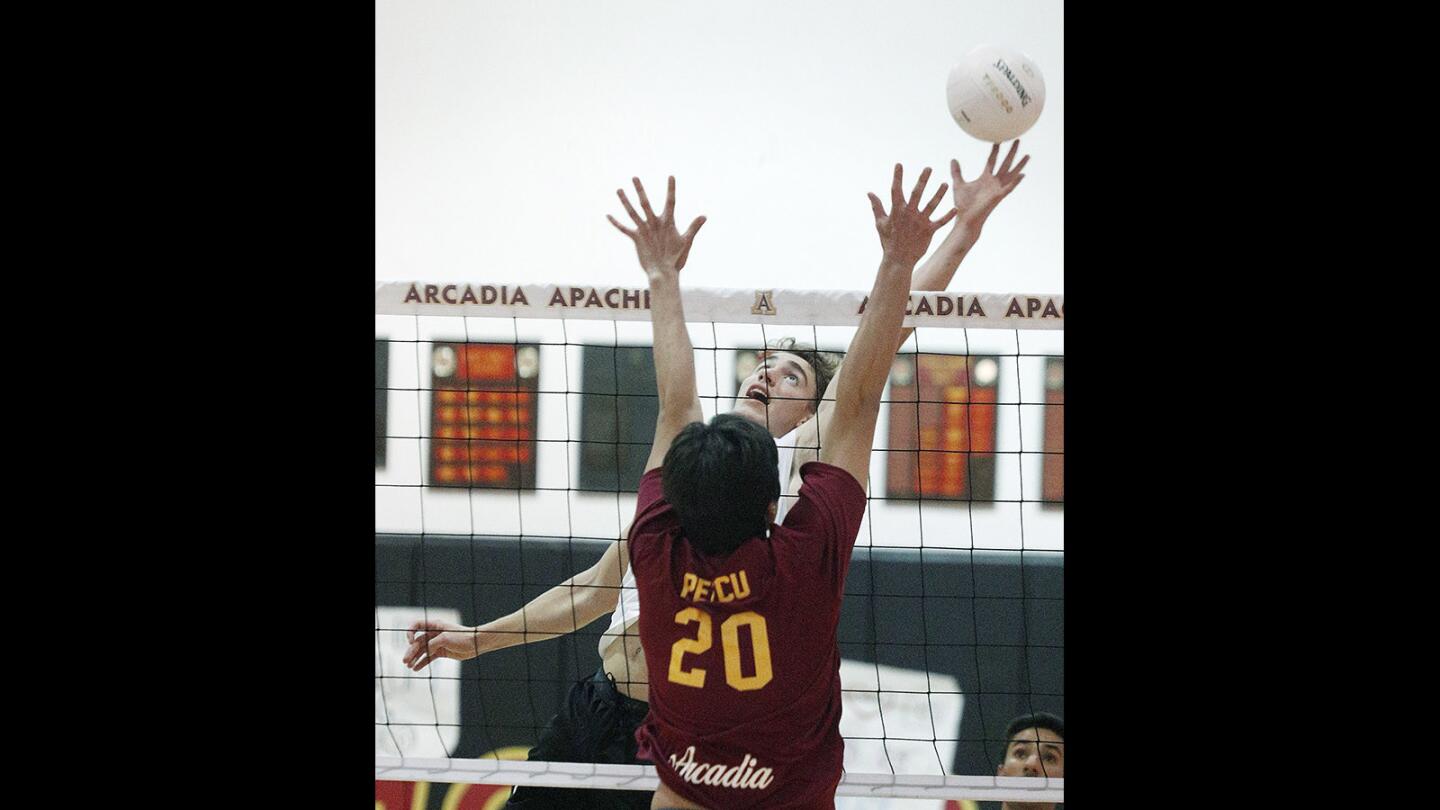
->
xmin=945 ymin=44 xmax=1046 ymax=143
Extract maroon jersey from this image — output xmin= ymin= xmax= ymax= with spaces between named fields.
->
xmin=629 ymin=461 xmax=868 ymax=810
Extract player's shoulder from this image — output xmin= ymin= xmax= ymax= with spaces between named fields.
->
xmin=630 ymin=468 xmax=680 ymax=548
xmin=799 ymin=460 xmax=865 ymax=496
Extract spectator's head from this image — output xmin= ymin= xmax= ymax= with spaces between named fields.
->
xmin=731 ymin=338 xmax=840 ymax=437
xmin=663 ymin=413 xmax=781 ymax=555
xmin=997 ymin=712 xmax=1065 ymax=779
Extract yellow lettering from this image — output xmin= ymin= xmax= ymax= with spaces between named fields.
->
xmin=667 ymin=606 xmax=775 ymax=693
xmin=714 ymin=575 xmax=732 ymax=602
xmin=668 ymin=607 xmax=711 ymax=687
xmin=680 ymin=572 xmax=698 ymax=600
xmin=694 ymin=579 xmax=711 ymax=602
xmin=732 ymin=570 xmax=751 ymax=599
xmin=722 ymin=612 xmax=773 ymax=691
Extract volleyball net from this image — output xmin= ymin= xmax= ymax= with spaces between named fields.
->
xmin=375 ymin=281 xmax=1064 ymax=806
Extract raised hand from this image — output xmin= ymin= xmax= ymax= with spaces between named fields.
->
xmin=949 ymin=140 xmax=1029 ymax=227
xmin=402 ymin=618 xmax=482 ymax=672
xmin=867 ymin=164 xmax=958 ymax=268
xmin=607 ymin=176 xmax=707 ymax=279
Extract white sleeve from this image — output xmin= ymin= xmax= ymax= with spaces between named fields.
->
xmin=773 ymin=427 xmax=799 ymax=523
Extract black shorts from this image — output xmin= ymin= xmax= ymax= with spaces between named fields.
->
xmin=505 ymin=668 xmax=652 ymax=810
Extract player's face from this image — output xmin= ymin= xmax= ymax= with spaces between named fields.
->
xmin=996 ymin=727 xmax=1064 ymax=778
xmin=730 ymin=351 xmax=818 ymax=437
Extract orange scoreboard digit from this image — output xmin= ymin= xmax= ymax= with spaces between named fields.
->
xmin=885 ymin=353 xmax=999 ymax=502
xmin=1042 ymin=357 xmax=1063 ymax=504
xmin=429 ymin=342 xmax=540 ymax=490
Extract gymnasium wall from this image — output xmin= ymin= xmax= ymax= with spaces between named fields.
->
xmin=376 ymin=533 xmax=1062 ymax=785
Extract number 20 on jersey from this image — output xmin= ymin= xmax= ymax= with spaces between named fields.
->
xmin=667 ymin=607 xmax=773 ymax=691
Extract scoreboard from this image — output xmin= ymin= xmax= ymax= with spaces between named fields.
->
xmin=1042 ymin=357 xmax=1063 ymax=504
xmin=428 ymin=342 xmax=539 ymax=489
xmin=885 ymin=354 xmax=998 ymax=502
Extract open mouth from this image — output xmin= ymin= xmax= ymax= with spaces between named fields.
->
xmin=746 ymin=390 xmax=769 ymax=405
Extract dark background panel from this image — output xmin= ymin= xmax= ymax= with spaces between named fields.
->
xmin=578 ymin=345 xmax=659 ymax=493
xmin=378 ymin=535 xmax=1063 ymax=779
xmin=376 ymin=339 xmax=389 ymax=468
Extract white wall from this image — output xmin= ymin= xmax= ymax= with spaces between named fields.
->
xmin=376 ymin=0 xmax=1064 ymax=297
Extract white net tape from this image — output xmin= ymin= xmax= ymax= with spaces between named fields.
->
xmin=375 ymin=755 xmax=1064 ymax=803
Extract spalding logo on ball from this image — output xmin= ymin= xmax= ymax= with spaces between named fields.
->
xmin=946 ymin=44 xmax=1046 ymax=143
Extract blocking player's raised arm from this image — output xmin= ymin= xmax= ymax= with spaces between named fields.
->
xmin=819 ymin=164 xmax=956 ymax=485
xmin=607 ymin=176 xmax=707 ymax=473
xmin=788 ymin=142 xmax=1029 ymax=487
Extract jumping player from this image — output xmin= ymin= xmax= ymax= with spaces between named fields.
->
xmin=620 ymin=166 xmax=955 ymax=809
xmin=402 ymin=144 xmax=1028 ymax=809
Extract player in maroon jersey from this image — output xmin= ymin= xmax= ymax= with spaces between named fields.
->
xmin=609 ymin=167 xmax=956 ymax=809
xmin=402 ymin=146 xmax=1028 ymax=810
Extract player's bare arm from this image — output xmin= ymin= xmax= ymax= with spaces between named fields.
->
xmin=819 ymin=164 xmax=955 ymax=485
xmin=608 ymin=175 xmax=707 ymax=471
xmin=914 ymin=139 xmax=1029 ymax=310
xmin=406 ymin=174 xmax=714 ymax=674
xmin=402 ymin=539 xmax=630 ymax=671
xmin=788 ymin=142 xmax=1027 ymax=485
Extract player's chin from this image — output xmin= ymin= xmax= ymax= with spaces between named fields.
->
xmin=730 ymin=399 xmax=768 ymax=424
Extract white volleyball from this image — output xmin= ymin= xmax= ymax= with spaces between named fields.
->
xmin=946 ymin=44 xmax=1046 ymax=142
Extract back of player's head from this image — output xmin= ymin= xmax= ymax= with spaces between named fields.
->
xmin=1002 ymin=712 xmax=1065 ymax=751
xmin=662 ymin=413 xmax=780 ymax=556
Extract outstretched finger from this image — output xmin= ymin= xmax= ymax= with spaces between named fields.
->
xmin=681 ymin=215 xmax=707 ymax=246
xmin=922 ymin=183 xmax=950 ymax=218
xmin=999 ymin=140 xmax=1020 ymax=174
xmin=677 ymin=216 xmax=707 ymax=270
xmin=931 ymin=207 xmax=959 ymax=231
xmin=951 ymin=158 xmax=965 ymax=186
xmin=663 ymin=176 xmax=676 ymax=222
xmin=983 ymin=143 xmax=999 ymax=175
xmin=908 ymin=167 xmax=932 ymax=208
xmin=633 ymin=177 xmax=657 ymax=220
xmin=868 ymin=192 xmax=887 ymax=222
xmin=616 ymin=189 xmax=643 ymax=227
xmin=890 ymin=164 xmax=905 ymax=210
xmin=403 ymin=641 xmax=432 ymax=667
xmin=1009 ymin=154 xmax=1030 ymax=177
xmin=606 ymin=214 xmax=636 ymax=239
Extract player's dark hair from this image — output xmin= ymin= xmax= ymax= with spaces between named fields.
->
xmin=765 ymin=337 xmax=841 ymax=413
xmin=1002 ymin=712 xmax=1065 ymax=755
xmin=662 ymin=413 xmax=780 ymax=556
